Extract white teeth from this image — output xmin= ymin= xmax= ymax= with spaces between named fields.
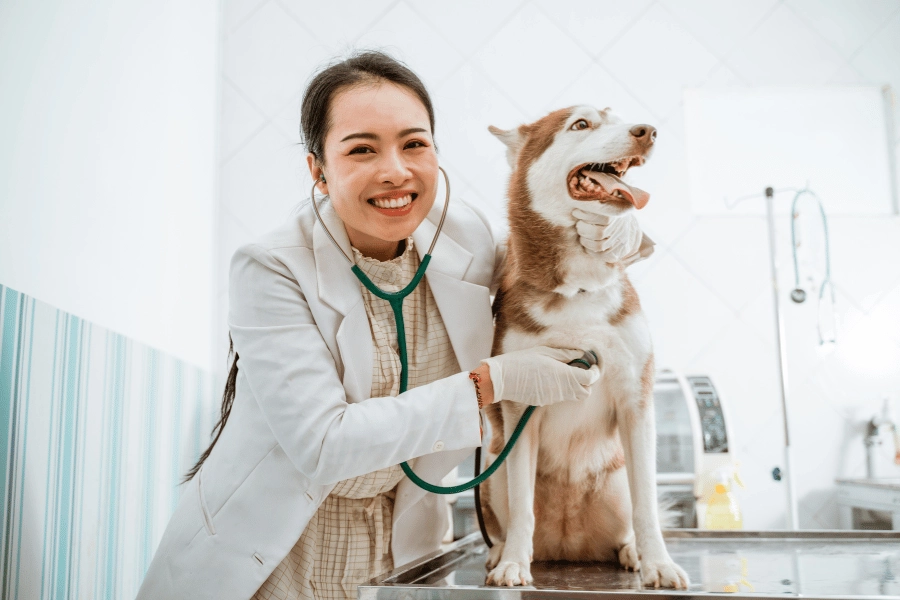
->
xmin=372 ymin=194 xmax=412 ymax=209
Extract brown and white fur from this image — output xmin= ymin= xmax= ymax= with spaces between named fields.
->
xmin=480 ymin=106 xmax=689 ymax=589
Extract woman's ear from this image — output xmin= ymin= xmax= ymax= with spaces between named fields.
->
xmin=306 ymin=153 xmax=327 ymax=194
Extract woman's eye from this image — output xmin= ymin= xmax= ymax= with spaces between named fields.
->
xmin=405 ymin=140 xmax=427 ymax=149
xmin=571 ymin=119 xmax=590 ymax=131
xmin=348 ymin=146 xmax=372 ymax=155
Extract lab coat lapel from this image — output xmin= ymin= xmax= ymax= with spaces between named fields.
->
xmin=312 ymin=198 xmax=360 ymax=316
xmin=393 ymin=204 xmax=493 ymax=546
xmin=313 ymin=199 xmax=371 ymax=403
xmin=412 ymin=205 xmax=494 ymax=371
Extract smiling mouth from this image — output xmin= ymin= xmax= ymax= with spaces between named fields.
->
xmin=567 ymin=157 xmax=650 ymax=209
xmin=367 ymin=193 xmax=417 ymax=209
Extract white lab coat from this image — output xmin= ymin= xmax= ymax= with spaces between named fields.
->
xmin=136 ymin=196 xmax=501 ymax=600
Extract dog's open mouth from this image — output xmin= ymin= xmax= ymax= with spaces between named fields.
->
xmin=567 ymin=158 xmax=650 ymax=209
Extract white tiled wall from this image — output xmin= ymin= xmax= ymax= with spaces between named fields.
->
xmin=218 ymin=0 xmax=900 ymax=529
xmin=0 ymin=0 xmax=219 ymax=370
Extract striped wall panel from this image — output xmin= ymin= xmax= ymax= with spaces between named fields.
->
xmin=0 ymin=285 xmax=215 ymax=599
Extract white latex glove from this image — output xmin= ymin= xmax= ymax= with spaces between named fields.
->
xmin=482 ymin=346 xmax=600 ymax=406
xmin=572 ymin=208 xmax=654 ymax=265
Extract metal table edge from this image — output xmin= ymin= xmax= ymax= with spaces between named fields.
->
xmin=359 ymin=530 xmax=900 ymax=600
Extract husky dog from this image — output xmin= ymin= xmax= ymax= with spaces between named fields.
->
xmin=480 ymin=106 xmax=689 ymax=589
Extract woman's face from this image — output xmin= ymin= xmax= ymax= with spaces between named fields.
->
xmin=308 ymin=81 xmax=438 ymax=258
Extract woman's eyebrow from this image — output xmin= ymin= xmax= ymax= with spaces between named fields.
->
xmin=398 ymin=127 xmax=428 ymax=137
xmin=339 ymin=127 xmax=428 ymax=143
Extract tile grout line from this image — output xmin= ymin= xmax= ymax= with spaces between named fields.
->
xmin=269 ymin=0 xmax=330 ymax=45
xmin=218 ymin=75 xmax=276 ymax=163
xmin=426 ymin=1 xmax=544 ymax=110
xmin=593 ymin=0 xmax=661 ymax=60
xmin=414 ymin=0 xmax=534 ymax=64
xmin=842 ymin=3 xmax=900 ymax=66
xmin=652 ymin=0 xmax=752 ymax=89
xmin=690 ymin=0 xmax=786 ymax=88
xmin=225 ymin=0 xmax=271 ymax=38
xmin=531 ymin=0 xmax=666 ymax=119
xmin=666 ymin=248 xmax=744 ymax=319
xmin=778 ymin=1 xmax=867 ymax=87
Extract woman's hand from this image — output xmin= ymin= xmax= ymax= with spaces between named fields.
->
xmin=572 ymin=208 xmax=651 ymax=265
xmin=480 ymin=346 xmax=600 ymax=406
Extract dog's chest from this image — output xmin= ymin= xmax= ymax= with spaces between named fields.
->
xmin=498 ymin=280 xmax=651 ymax=481
xmin=552 ymin=247 xmax=621 ymax=297
xmin=530 ymin=282 xmax=624 ymax=334
xmin=502 ymin=276 xmax=648 ymax=364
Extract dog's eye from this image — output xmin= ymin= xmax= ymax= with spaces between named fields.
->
xmin=570 ymin=119 xmax=591 ymax=131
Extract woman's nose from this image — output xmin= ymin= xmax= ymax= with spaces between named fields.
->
xmin=378 ymin=149 xmax=413 ymax=184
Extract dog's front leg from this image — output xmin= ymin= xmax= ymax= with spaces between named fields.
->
xmin=485 ymin=401 xmax=539 ymax=587
xmin=617 ymin=359 xmax=690 ymax=590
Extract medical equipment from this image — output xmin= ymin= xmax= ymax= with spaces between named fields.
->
xmin=721 ymin=184 xmax=840 ymax=529
xmin=311 ymin=167 xmax=598 ymax=496
xmin=723 ymin=186 xmax=801 ymax=530
xmin=789 ymin=187 xmax=837 ymax=345
xmin=864 ymin=399 xmax=900 ymax=478
xmin=654 ymin=371 xmax=737 ymax=528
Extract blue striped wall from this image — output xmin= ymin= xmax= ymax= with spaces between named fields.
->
xmin=0 ymin=285 xmax=215 ymax=599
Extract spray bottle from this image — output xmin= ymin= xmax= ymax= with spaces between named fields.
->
xmin=705 ymin=466 xmax=744 ymax=530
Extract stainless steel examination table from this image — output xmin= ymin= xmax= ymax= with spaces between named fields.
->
xmin=360 ymin=530 xmax=900 ymax=599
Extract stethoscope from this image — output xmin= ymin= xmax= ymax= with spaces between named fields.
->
xmin=311 ymin=166 xmax=597 ymax=547
xmin=311 ymin=167 xmax=451 ymax=393
xmin=789 ymin=188 xmax=836 ymax=345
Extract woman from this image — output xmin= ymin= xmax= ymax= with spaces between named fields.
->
xmin=137 ymin=51 xmax=650 ymax=600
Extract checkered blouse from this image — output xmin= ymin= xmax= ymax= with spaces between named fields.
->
xmin=252 ymin=237 xmax=461 ymax=600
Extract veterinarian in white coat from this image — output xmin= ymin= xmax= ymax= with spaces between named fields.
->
xmin=136 ymin=51 xmax=650 ymax=600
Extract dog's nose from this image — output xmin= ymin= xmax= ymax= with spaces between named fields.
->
xmin=629 ymin=124 xmax=657 ymax=143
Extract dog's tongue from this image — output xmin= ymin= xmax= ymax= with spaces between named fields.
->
xmin=586 ymin=172 xmax=650 ymax=209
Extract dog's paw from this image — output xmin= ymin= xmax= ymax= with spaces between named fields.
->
xmin=617 ymin=541 xmax=640 ymax=571
xmin=485 ymin=560 xmax=533 ymax=587
xmin=485 ymin=541 xmax=505 ymax=570
xmin=640 ymin=559 xmax=690 ymax=589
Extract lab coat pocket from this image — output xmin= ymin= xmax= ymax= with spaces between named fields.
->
xmin=197 ymin=465 xmax=217 ymax=536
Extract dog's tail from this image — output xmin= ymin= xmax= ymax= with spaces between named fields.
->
xmin=657 ymin=495 xmax=685 ymax=529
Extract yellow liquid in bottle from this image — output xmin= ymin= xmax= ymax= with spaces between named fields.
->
xmin=706 ymin=483 xmax=743 ymax=530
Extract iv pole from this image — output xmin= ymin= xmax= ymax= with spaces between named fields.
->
xmin=764 ymin=186 xmax=799 ymax=530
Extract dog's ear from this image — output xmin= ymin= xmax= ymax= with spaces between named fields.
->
xmin=488 ymin=125 xmax=524 ymax=169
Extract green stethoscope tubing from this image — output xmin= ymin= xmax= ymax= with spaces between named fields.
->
xmin=310 ymin=166 xmax=542 ymax=495
xmin=355 ymin=260 xmax=539 ymax=494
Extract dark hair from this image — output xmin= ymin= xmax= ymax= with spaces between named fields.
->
xmin=182 ymin=335 xmax=238 ymax=483
xmin=301 ymin=49 xmax=437 ymax=164
xmin=183 ymin=50 xmax=436 ymax=484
